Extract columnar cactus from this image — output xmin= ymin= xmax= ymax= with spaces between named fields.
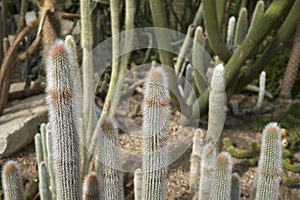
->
xmin=189 ymin=128 xmax=205 ymax=196
xmin=99 ymin=117 xmax=124 ymax=200
xmin=211 ymin=152 xmax=233 ymax=200
xmin=226 ymin=16 xmax=236 ymax=49
xmin=234 ymin=8 xmax=248 ymax=46
xmin=46 ymin=39 xmax=81 ymax=199
xmin=83 ymin=172 xmax=101 ymax=200
xmin=141 ymin=67 xmax=170 ymax=200
xmin=46 ymin=129 xmax=56 ymax=199
xmin=134 ymin=168 xmax=142 ymax=200
xmin=255 ymin=123 xmax=282 ymax=200
xmin=38 ymin=161 xmax=51 ymax=200
xmin=231 ymin=173 xmax=241 ymax=200
xmin=206 ymin=64 xmax=226 ymax=151
xmin=198 ymin=143 xmax=216 ymax=200
xmin=2 ymin=161 xmax=25 ymax=200
xmin=35 ymin=133 xmax=43 ymax=165
xmin=247 ymin=0 xmax=265 ymax=37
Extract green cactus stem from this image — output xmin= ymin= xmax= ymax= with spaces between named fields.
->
xmin=41 ymin=123 xmax=48 ymax=166
xmin=38 ymin=161 xmax=51 ymax=200
xmin=35 ymin=133 xmax=44 ymax=165
xmin=189 ymin=128 xmax=205 ymax=197
xmin=282 ymin=172 xmax=300 ymax=187
xmin=282 ymin=159 xmax=300 ymax=172
xmin=134 ymin=168 xmax=142 ymax=200
xmin=255 ymin=123 xmax=282 ymax=200
xmin=247 ymin=1 xmax=264 ymax=38
xmin=234 ymin=8 xmax=248 ymax=46
xmin=141 ymin=67 xmax=170 ymax=200
xmin=99 ymin=117 xmax=124 ymax=200
xmin=198 ymin=143 xmax=216 ymax=200
xmin=223 ymin=137 xmax=260 ymax=158
xmin=216 ymin=0 xmax=226 ymax=32
xmin=46 ymin=39 xmax=81 ymax=200
xmin=231 ymin=173 xmax=241 ymax=200
xmin=2 ymin=161 xmax=25 ymax=200
xmin=46 ymin=129 xmax=56 ymax=200
xmin=211 ymin=152 xmax=233 ymax=200
xmin=83 ymin=172 xmax=101 ymax=200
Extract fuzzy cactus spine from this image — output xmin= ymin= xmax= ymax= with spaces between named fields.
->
xmin=141 ymin=67 xmax=170 ymax=200
xmin=83 ymin=171 xmax=101 ymax=200
xmin=2 ymin=161 xmax=25 ymax=200
xmin=46 ymin=39 xmax=81 ymax=199
xmin=211 ymin=152 xmax=233 ymax=200
xmin=255 ymin=123 xmax=282 ymax=200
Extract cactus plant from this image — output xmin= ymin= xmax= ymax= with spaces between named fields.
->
xmin=46 ymin=129 xmax=56 ymax=199
xmin=226 ymin=16 xmax=236 ymax=49
xmin=198 ymin=143 xmax=216 ymax=200
xmin=231 ymin=173 xmax=241 ymax=200
xmin=255 ymin=123 xmax=282 ymax=200
xmin=189 ymin=128 xmax=205 ymax=196
xmin=141 ymin=67 xmax=170 ymax=200
xmin=2 ymin=161 xmax=25 ymax=200
xmin=83 ymin=171 xmax=101 ymax=200
xmin=35 ymin=133 xmax=44 ymax=165
xmin=134 ymin=168 xmax=142 ymax=200
xmin=234 ymin=8 xmax=248 ymax=46
xmin=99 ymin=117 xmax=124 ymax=200
xmin=211 ymin=152 xmax=233 ymax=200
xmin=45 ymin=39 xmax=81 ymax=199
xmin=223 ymin=137 xmax=260 ymax=159
xmin=38 ymin=161 xmax=51 ymax=200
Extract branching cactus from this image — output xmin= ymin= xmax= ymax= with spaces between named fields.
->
xmin=99 ymin=117 xmax=124 ymax=200
xmin=255 ymin=123 xmax=282 ymax=200
xmin=141 ymin=67 xmax=170 ymax=200
xmin=2 ymin=161 xmax=25 ymax=200
xmin=211 ymin=152 xmax=233 ymax=200
xmin=206 ymin=64 xmax=226 ymax=151
xmin=45 ymin=39 xmax=81 ymax=199
xmin=198 ymin=143 xmax=216 ymax=200
xmin=231 ymin=173 xmax=241 ymax=200
xmin=83 ymin=172 xmax=101 ymax=200
xmin=189 ymin=128 xmax=205 ymax=196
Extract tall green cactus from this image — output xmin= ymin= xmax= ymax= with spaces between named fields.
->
xmin=198 ymin=143 xmax=216 ymax=200
xmin=141 ymin=67 xmax=170 ymax=200
xmin=226 ymin=16 xmax=236 ymax=49
xmin=46 ymin=39 xmax=81 ymax=199
xmin=99 ymin=117 xmax=124 ymax=200
xmin=83 ymin=172 xmax=101 ymax=200
xmin=234 ymin=8 xmax=248 ymax=46
xmin=211 ymin=152 xmax=233 ymax=200
xmin=2 ymin=161 xmax=25 ymax=200
xmin=255 ymin=123 xmax=282 ymax=200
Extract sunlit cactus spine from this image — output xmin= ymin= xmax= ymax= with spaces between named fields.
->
xmin=231 ymin=173 xmax=241 ymax=200
xmin=134 ymin=168 xmax=142 ymax=200
xmin=46 ymin=39 xmax=81 ymax=199
xmin=99 ymin=117 xmax=124 ymax=200
xmin=189 ymin=129 xmax=205 ymax=196
xmin=142 ymin=67 xmax=170 ymax=200
xmin=255 ymin=123 xmax=282 ymax=200
xmin=83 ymin=171 xmax=101 ymax=200
xmin=2 ymin=161 xmax=25 ymax=200
xmin=38 ymin=161 xmax=51 ymax=200
xmin=211 ymin=152 xmax=233 ymax=200
xmin=226 ymin=16 xmax=236 ymax=49
xmin=198 ymin=143 xmax=216 ymax=200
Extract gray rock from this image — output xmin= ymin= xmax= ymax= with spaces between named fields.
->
xmin=0 ymin=95 xmax=48 ymax=158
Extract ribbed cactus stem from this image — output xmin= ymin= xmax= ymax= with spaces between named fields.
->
xmin=206 ymin=64 xmax=226 ymax=151
xmin=211 ymin=152 xmax=233 ymax=200
xmin=189 ymin=129 xmax=205 ymax=196
xmin=38 ymin=161 xmax=51 ymax=200
xmin=142 ymin=67 xmax=169 ymax=200
xmin=83 ymin=172 xmax=101 ymax=200
xmin=198 ymin=143 xmax=216 ymax=200
xmin=134 ymin=168 xmax=142 ymax=200
xmin=2 ymin=161 xmax=25 ymax=200
xmin=226 ymin=16 xmax=236 ymax=49
xmin=247 ymin=1 xmax=265 ymax=37
xmin=255 ymin=123 xmax=282 ymax=200
xmin=234 ymin=8 xmax=248 ymax=46
xmin=231 ymin=173 xmax=241 ymax=200
xmin=99 ymin=117 xmax=124 ymax=200
xmin=46 ymin=129 xmax=56 ymax=200
xmin=46 ymin=39 xmax=81 ymax=199
xmin=35 ymin=133 xmax=43 ymax=165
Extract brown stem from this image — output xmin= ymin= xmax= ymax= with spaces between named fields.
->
xmin=18 ymin=35 xmax=41 ymax=62
xmin=0 ymin=19 xmax=39 ymax=115
xmin=61 ymin=12 xmax=80 ymax=20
